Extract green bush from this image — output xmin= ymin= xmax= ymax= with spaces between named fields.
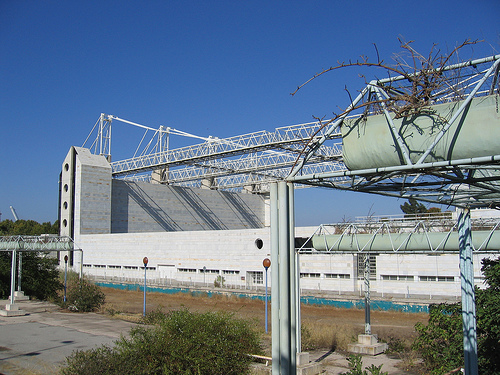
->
xmin=65 ymin=277 xmax=105 ymax=312
xmin=412 ymin=257 xmax=500 ymax=374
xmin=341 ymin=354 xmax=388 ymax=375
xmin=61 ymin=308 xmax=263 ymax=375
xmin=412 ymin=303 xmax=463 ymax=374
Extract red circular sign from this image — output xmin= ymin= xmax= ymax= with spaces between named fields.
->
xmin=143 ymin=257 xmax=149 ymax=266
xmin=263 ymin=258 xmax=271 ymax=269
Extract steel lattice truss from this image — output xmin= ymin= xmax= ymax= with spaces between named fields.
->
xmin=87 ymin=118 xmax=346 ymax=192
xmin=289 ymin=55 xmax=500 ymax=208
xmin=0 ymin=235 xmax=78 ymax=251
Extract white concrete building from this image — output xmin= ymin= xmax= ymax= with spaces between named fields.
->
xmin=60 ymin=146 xmax=498 ymax=300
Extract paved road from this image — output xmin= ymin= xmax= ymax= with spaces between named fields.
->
xmin=0 ymin=300 xmax=137 ymax=375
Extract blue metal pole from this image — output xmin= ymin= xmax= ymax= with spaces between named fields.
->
xmin=265 ymin=267 xmax=269 ymax=333
xmin=143 ymin=257 xmax=148 ymax=317
xmin=458 ymin=208 xmax=478 ymax=375
xmin=143 ymin=266 xmax=147 ymax=316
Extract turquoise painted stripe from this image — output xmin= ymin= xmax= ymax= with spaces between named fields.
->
xmin=96 ymin=282 xmax=429 ymax=314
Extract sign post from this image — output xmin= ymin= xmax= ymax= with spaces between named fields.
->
xmin=263 ymin=258 xmax=271 ymax=333
xmin=143 ymin=257 xmax=148 ymax=316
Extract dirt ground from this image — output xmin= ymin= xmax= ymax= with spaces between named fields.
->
xmin=100 ymin=287 xmax=429 ymax=374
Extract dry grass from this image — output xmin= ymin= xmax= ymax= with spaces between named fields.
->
xmin=100 ymin=287 xmax=427 ymax=355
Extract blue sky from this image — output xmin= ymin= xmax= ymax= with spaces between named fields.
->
xmin=1 ymin=0 xmax=499 ymax=225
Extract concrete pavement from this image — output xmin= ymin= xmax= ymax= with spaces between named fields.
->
xmin=0 ymin=300 xmax=138 ymax=375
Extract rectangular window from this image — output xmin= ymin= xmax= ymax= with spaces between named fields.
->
xmin=94 ymin=264 xmax=106 ymax=268
xmin=300 ymin=273 xmax=320 ymax=278
xmin=437 ymin=276 xmax=454 ymax=282
xmin=325 ymin=273 xmax=350 ymax=279
xmin=108 ymin=265 xmax=121 ymax=269
xmin=199 ymin=269 xmax=219 ymax=274
xmin=382 ymin=275 xmax=414 ymax=281
xmin=357 ymin=254 xmax=377 ymax=280
xmin=124 ymin=266 xmax=139 ymax=270
xmin=178 ymin=268 xmax=196 ymax=273
xmin=420 ymin=276 xmax=437 ymax=282
xmin=222 ymin=270 xmax=240 ymax=275
xmin=247 ymin=271 xmax=263 ymax=284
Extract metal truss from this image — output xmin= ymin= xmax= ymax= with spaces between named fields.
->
xmin=83 ymin=115 xmax=345 ymax=192
xmin=289 ymin=55 xmax=500 ymax=209
xmin=0 ymin=235 xmax=79 ymax=251
xmin=110 ymin=121 xmax=341 ymax=176
xmin=297 ymin=214 xmax=500 ymax=254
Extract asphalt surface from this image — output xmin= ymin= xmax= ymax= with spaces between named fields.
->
xmin=0 ymin=300 xmax=137 ymax=375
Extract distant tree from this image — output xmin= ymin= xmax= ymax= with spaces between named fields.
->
xmin=400 ymin=198 xmax=428 ymax=215
xmin=0 ymin=219 xmax=61 ymax=300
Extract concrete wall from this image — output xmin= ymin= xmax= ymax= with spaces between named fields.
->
xmin=77 ymin=228 xmax=271 ymax=290
xmin=111 ymin=180 xmax=266 ymax=233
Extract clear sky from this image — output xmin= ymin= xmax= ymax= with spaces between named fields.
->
xmin=1 ymin=0 xmax=499 ymax=226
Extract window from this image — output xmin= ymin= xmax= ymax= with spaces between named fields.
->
xmin=178 ymin=268 xmax=196 ymax=273
xmin=325 ymin=273 xmax=350 ymax=279
xmin=222 ymin=270 xmax=240 ymax=275
xmin=124 ymin=266 xmax=138 ymax=270
xmin=438 ymin=276 xmax=454 ymax=282
xmin=300 ymin=273 xmax=320 ymax=278
xmin=83 ymin=264 xmax=92 ymax=268
xmin=381 ymin=275 xmax=414 ymax=281
xmin=199 ymin=269 xmax=219 ymax=274
xmin=108 ymin=265 xmax=121 ymax=269
xmin=247 ymin=271 xmax=263 ymax=284
xmin=420 ymin=276 xmax=437 ymax=282
xmin=357 ymin=254 xmax=377 ymax=280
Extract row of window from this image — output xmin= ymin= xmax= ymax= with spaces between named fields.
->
xmin=83 ymin=264 xmax=457 ymax=283
xmin=381 ymin=275 xmax=455 ymax=282
xmin=83 ymin=264 xmax=157 ymax=270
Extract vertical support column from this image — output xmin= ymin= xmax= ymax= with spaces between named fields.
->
xmin=288 ymin=183 xmax=298 ymax=368
xmin=458 ymin=208 xmax=478 ymax=375
xmin=10 ymin=250 xmax=16 ymax=306
xmin=270 ymin=183 xmax=280 ymax=375
xmin=271 ymin=182 xmax=297 ymax=375
xmin=364 ymin=254 xmax=371 ymax=335
xmin=278 ymin=182 xmax=291 ymax=374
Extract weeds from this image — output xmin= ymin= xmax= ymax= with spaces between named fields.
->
xmin=341 ymin=354 xmax=388 ymax=375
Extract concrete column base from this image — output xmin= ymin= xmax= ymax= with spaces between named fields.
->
xmin=11 ymin=291 xmax=30 ymax=301
xmin=348 ymin=334 xmax=388 ymax=356
xmin=297 ymin=352 xmax=322 ymax=375
xmin=0 ymin=303 xmax=27 ymax=316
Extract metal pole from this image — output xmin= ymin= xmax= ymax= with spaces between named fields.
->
xmin=143 ymin=257 xmax=148 ymax=317
xmin=17 ymin=252 xmax=22 ymax=292
xmin=458 ymin=209 xmax=478 ymax=375
xmin=64 ymin=255 xmax=68 ymax=303
xmin=270 ymin=183 xmax=280 ymax=375
xmin=10 ymin=250 xmax=16 ymax=305
xmin=364 ymin=255 xmax=371 ymax=335
xmin=265 ymin=266 xmax=269 ymax=333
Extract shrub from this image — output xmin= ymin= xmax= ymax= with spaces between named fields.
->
xmin=65 ymin=277 xmax=105 ymax=312
xmin=61 ymin=308 xmax=263 ymax=375
xmin=412 ymin=303 xmax=463 ymax=374
xmin=341 ymin=354 xmax=388 ymax=375
xmin=214 ymin=275 xmax=225 ymax=288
